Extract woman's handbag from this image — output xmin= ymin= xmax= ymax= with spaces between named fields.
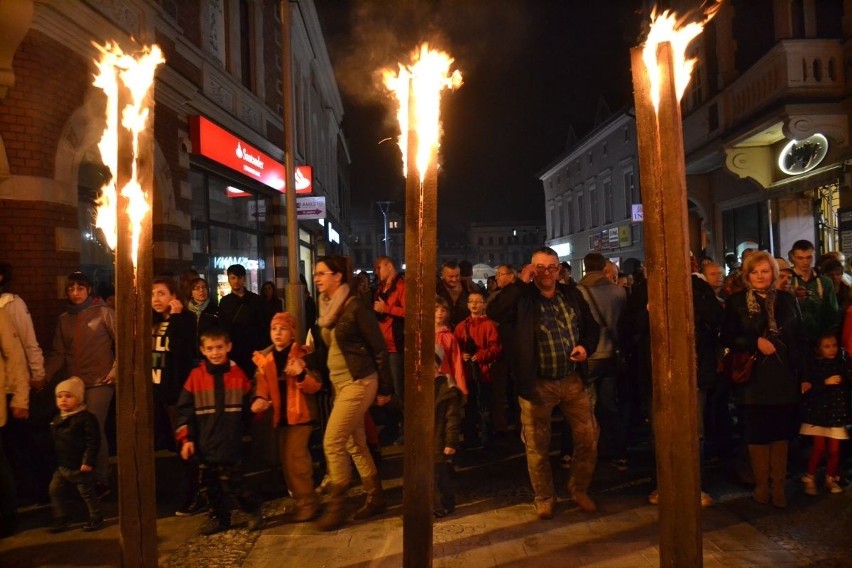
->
xmin=720 ymin=349 xmax=758 ymax=384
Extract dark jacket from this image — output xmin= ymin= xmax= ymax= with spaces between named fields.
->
xmin=720 ymin=290 xmax=802 ymax=406
xmin=486 ymin=280 xmax=599 ymax=399
xmin=435 ymin=375 xmax=463 ymax=454
xmin=218 ymin=290 xmax=268 ymax=374
xmin=801 ymin=355 xmax=852 ymax=428
xmin=152 ymin=311 xmax=196 ymax=406
xmin=307 ymin=295 xmax=393 ymax=396
xmin=174 ymin=360 xmax=252 ymax=464
xmin=51 ymin=410 xmax=100 ymax=470
xmin=693 ymin=275 xmax=724 ymax=390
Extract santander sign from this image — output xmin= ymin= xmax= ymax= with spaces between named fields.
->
xmin=189 ymin=116 xmax=312 ymax=194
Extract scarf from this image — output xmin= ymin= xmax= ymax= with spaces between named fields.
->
xmin=746 ymin=287 xmax=779 ymax=335
xmin=67 ymin=295 xmax=95 ymax=315
xmin=318 ymin=284 xmax=351 ymax=329
xmin=60 ymin=402 xmax=88 ymax=419
xmin=187 ymin=297 xmax=210 ymax=317
xmin=207 ymin=361 xmax=230 ymax=415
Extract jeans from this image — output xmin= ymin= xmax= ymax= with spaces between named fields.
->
xmin=324 ymin=373 xmax=379 ymax=487
xmin=587 ymin=358 xmax=627 ymax=461
xmin=519 ymin=373 xmax=598 ymax=505
xmin=201 ymin=461 xmax=260 ymax=522
xmin=84 ymin=385 xmax=114 ymax=484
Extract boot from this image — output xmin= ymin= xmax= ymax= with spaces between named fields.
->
xmin=291 ymin=494 xmax=320 ymax=522
xmin=353 ymin=475 xmax=386 ymax=520
xmin=314 ymin=484 xmax=348 ymax=532
xmin=769 ymin=441 xmax=788 ymax=508
xmin=747 ymin=444 xmax=771 ymax=504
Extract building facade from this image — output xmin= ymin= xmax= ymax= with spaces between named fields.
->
xmin=540 ymin=111 xmax=645 ymax=271
xmin=0 ymin=0 xmax=346 ymax=343
xmin=467 ymin=222 xmax=546 ymax=268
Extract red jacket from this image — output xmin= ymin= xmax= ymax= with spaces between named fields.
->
xmin=252 ymin=343 xmax=320 ymax=427
xmin=454 ymin=315 xmax=502 ymax=383
xmin=374 ymin=275 xmax=405 ymax=353
xmin=436 ymin=325 xmax=468 ymax=395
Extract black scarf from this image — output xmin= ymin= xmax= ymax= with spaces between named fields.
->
xmin=207 ymin=362 xmax=230 ymax=415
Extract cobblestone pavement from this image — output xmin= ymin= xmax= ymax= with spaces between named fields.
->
xmin=3 ymin=429 xmax=850 ymax=567
xmin=164 ymin=432 xmax=852 ymax=568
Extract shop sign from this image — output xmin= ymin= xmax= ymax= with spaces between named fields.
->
xmin=189 ymin=116 xmax=312 ymax=194
xmin=213 ymin=256 xmax=266 ymax=271
xmin=631 ymin=204 xmax=644 ymax=222
xmin=297 ymin=196 xmax=326 ymax=219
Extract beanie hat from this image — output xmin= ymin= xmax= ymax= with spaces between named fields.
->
xmin=270 ymin=312 xmax=296 ymax=335
xmin=55 ymin=376 xmax=85 ymax=402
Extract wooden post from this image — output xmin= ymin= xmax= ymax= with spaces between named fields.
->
xmin=630 ymin=43 xmax=703 ymax=568
xmin=114 ymin=81 xmax=157 ymax=567
xmin=402 ymin=79 xmax=437 ymax=568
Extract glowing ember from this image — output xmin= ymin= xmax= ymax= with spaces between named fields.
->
xmin=92 ymin=41 xmax=164 ymax=269
xmin=641 ymin=2 xmax=721 ymax=112
xmin=382 ymin=43 xmax=462 ymax=181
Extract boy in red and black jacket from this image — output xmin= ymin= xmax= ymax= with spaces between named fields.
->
xmin=175 ymin=327 xmax=264 ymax=535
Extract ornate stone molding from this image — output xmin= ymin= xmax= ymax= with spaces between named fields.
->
xmin=784 ymin=113 xmax=849 ymax=147
xmin=724 ymin=146 xmax=773 ymax=189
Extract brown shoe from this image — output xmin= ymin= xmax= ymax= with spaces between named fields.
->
xmin=534 ymin=500 xmax=554 ymax=520
xmin=572 ymin=491 xmax=597 ymax=513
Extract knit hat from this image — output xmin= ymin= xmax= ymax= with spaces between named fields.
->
xmin=55 ymin=376 xmax=85 ymax=402
xmin=270 ymin=312 xmax=296 ymax=335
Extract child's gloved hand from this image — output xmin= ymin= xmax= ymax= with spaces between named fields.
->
xmin=251 ymin=398 xmax=270 ymax=413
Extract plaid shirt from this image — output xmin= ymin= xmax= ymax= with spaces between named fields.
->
xmin=535 ymin=293 xmax=579 ymax=379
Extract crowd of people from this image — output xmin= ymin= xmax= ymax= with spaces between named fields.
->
xmin=1 ymin=239 xmax=851 ymax=537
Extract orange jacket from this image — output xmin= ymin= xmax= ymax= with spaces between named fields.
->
xmin=252 ymin=343 xmax=320 ymax=427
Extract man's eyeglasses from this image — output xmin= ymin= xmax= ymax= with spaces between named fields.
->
xmin=314 ymin=271 xmax=336 ymax=278
xmin=497 ymin=272 xmax=513 ymax=277
xmin=534 ymin=265 xmax=560 ymax=274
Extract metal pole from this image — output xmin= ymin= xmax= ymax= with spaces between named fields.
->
xmin=378 ymin=200 xmax=392 ymax=257
xmin=280 ymin=0 xmax=305 ymax=341
xmin=631 ymin=42 xmax=702 ymax=568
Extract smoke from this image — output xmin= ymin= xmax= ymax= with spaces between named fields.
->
xmin=325 ymin=0 xmax=533 ymax=109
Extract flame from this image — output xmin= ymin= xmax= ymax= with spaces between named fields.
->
xmin=641 ymin=2 xmax=722 ymax=112
xmin=382 ymin=43 xmax=462 ymax=181
xmin=92 ymin=41 xmax=164 ymax=269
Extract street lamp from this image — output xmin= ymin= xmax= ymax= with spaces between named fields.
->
xmin=377 ymin=200 xmax=392 ymax=257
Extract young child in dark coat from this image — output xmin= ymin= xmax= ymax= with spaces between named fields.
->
xmin=49 ymin=377 xmax=103 ymax=532
xmin=800 ymin=332 xmax=851 ymax=494
xmin=175 ymin=328 xmax=264 ymax=535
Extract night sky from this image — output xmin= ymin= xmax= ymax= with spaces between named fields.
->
xmin=314 ymin=0 xmax=644 ymax=234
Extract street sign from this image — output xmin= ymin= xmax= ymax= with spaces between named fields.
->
xmin=297 ymin=196 xmax=326 ymax=219
xmin=632 ymin=204 xmax=644 ymax=222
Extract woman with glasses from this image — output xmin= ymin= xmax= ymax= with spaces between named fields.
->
xmin=186 ymin=277 xmax=219 ymax=363
xmin=308 ymin=255 xmax=393 ymax=531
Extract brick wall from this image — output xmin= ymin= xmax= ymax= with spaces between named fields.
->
xmin=1 ymin=30 xmax=89 ymax=178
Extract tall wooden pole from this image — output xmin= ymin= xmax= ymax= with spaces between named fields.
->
xmin=280 ymin=0 xmax=305 ymax=341
xmin=114 ymin=82 xmax=157 ymax=567
xmin=630 ymin=43 xmax=702 ymax=568
xmin=402 ymin=79 xmax=436 ymax=568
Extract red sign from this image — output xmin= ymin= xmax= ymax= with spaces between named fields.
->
xmin=188 ymin=116 xmax=312 ymax=194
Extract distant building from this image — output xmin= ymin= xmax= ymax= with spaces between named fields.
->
xmin=539 ymin=111 xmax=644 ymax=272
xmin=467 ymin=222 xmax=546 ymax=267
xmin=348 ymin=203 xmax=404 ymax=272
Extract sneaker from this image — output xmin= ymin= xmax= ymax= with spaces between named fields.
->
xmin=609 ymin=458 xmax=629 ymax=472
xmin=802 ymin=473 xmax=818 ymax=495
xmin=534 ymin=500 xmax=554 ymax=520
xmin=647 ymin=489 xmax=659 ymax=505
xmin=825 ymin=475 xmax=844 ymax=494
xmin=700 ymin=491 xmax=714 ymax=508
xmin=571 ymin=491 xmax=597 ymax=513
xmin=201 ymin=520 xmax=231 ymax=536
xmin=433 ymin=506 xmax=455 ymax=518
xmin=559 ymin=455 xmax=572 ymax=470
xmin=82 ymin=516 xmax=104 ymax=532
xmin=175 ymin=494 xmax=209 ymax=517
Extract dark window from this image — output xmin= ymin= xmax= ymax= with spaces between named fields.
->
xmin=239 ymin=0 xmax=252 ymax=90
